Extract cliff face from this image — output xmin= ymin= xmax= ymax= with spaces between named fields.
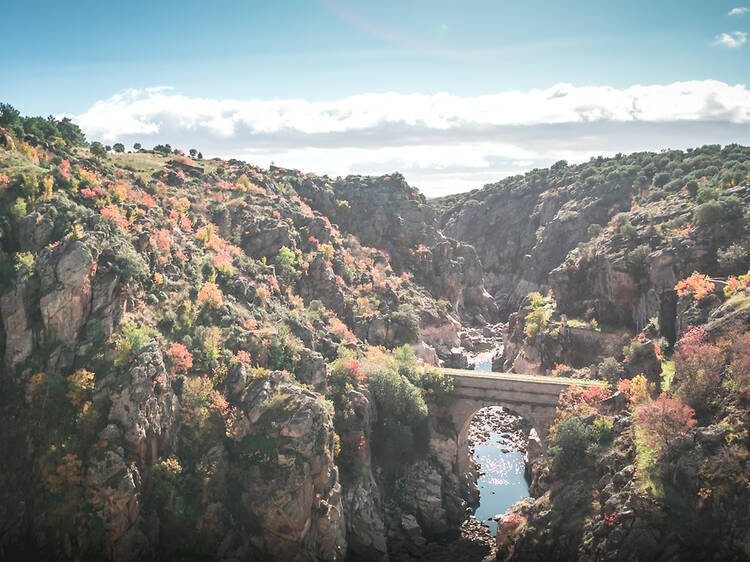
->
xmin=439 ymin=167 xmax=631 ymax=316
xmin=437 ymin=147 xmax=750 ymax=323
xmin=290 ymin=172 xmax=498 ymax=325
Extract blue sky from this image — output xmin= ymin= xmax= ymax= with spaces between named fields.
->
xmin=4 ymin=0 xmax=750 ymax=194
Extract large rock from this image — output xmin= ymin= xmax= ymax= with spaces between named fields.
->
xmin=0 ymin=273 xmax=34 ymax=370
xmin=38 ymin=240 xmax=94 ymax=349
xmin=229 ymin=373 xmax=347 ymax=561
xmin=108 ymin=343 xmax=180 ymax=463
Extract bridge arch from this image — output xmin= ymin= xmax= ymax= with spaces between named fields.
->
xmin=442 ymin=371 xmax=603 ymax=476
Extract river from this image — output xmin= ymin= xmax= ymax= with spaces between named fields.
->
xmin=469 ymin=350 xmax=530 ymax=536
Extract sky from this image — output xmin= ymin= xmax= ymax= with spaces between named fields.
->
xmin=3 ymin=0 xmax=750 ymax=196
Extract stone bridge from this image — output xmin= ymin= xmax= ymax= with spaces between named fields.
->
xmin=441 ymin=369 xmax=606 ymax=474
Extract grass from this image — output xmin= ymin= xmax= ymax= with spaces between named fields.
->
xmin=660 ymin=360 xmax=675 ymax=392
xmin=633 ymin=426 xmax=664 ymax=498
xmin=107 ymin=151 xmax=168 ymax=173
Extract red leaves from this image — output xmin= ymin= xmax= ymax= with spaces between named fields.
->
xmin=166 ymin=342 xmax=193 ymax=374
xmin=636 ymin=393 xmax=696 ymax=450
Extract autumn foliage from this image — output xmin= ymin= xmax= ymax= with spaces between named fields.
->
xmin=166 ymin=342 xmax=193 ymax=374
xmin=635 ymin=393 xmax=697 ymax=450
xmin=675 ymin=273 xmax=716 ymax=301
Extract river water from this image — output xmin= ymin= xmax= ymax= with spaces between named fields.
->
xmin=469 ymin=350 xmax=530 ymax=535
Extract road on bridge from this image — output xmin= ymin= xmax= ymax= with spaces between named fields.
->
xmin=439 ymin=367 xmax=607 ymax=387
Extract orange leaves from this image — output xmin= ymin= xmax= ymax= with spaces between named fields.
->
xmin=149 ymin=228 xmax=172 ymax=254
xmin=675 ymin=273 xmax=716 ymax=301
xmin=197 ymin=282 xmax=223 ymax=309
xmin=166 ymin=342 xmax=193 ymax=374
xmin=100 ymin=204 xmax=129 ymax=231
xmin=724 ymin=271 xmax=750 ymax=297
xmin=195 ymin=223 xmax=242 ymax=255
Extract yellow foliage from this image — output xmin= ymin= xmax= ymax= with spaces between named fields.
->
xmin=66 ymin=369 xmax=95 ymax=409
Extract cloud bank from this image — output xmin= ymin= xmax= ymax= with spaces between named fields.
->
xmin=74 ymin=81 xmax=750 ymax=196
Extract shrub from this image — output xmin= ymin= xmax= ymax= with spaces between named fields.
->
xmin=114 ymin=323 xmax=151 ymax=366
xmin=328 ymin=357 xmax=364 ymax=394
xmin=274 ymin=246 xmax=299 ymax=285
xmin=267 ymin=325 xmax=301 ymax=372
xmin=717 ymin=243 xmax=748 ymax=273
xmin=619 ymin=221 xmax=638 ymax=241
xmin=392 ymin=304 xmax=420 ymax=343
xmin=586 ymin=223 xmax=603 ymax=239
xmin=66 ymin=369 xmax=95 ymax=409
xmin=14 ymin=251 xmax=35 ymax=275
xmin=653 ymin=172 xmax=670 ymax=188
xmin=166 ymin=342 xmax=193 ymax=374
xmin=197 ymin=282 xmax=222 ymax=309
xmin=598 ymin=357 xmax=624 ymax=385
xmin=549 ymin=417 xmax=597 ymax=474
xmin=695 ymin=195 xmax=743 ymax=227
xmin=593 ymin=416 xmax=614 ymax=444
xmin=673 ymin=326 xmax=723 ymax=417
xmin=626 ymin=244 xmax=650 ymax=278
xmin=368 ymin=368 xmax=428 ymax=425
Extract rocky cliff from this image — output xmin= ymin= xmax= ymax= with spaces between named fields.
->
xmin=0 ymin=115 xmax=481 ymax=560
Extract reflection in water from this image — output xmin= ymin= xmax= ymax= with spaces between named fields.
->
xmin=472 ymin=407 xmax=530 ymax=535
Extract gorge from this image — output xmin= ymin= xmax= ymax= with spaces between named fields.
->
xmin=1 ymin=112 xmax=750 ymax=561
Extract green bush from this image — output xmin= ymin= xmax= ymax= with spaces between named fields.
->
xmin=593 ymin=416 xmax=614 ymax=444
xmin=717 ymin=243 xmax=748 ymax=273
xmin=107 ymin=244 xmax=148 ymax=284
xmin=586 ymin=223 xmax=603 ymax=239
xmin=598 ymin=357 xmax=624 ymax=385
xmin=368 ymin=368 xmax=428 ymax=425
xmin=619 ymin=221 xmax=638 ymax=241
xmin=267 ymin=325 xmax=301 ymax=372
xmin=14 ymin=251 xmax=35 ymax=275
xmin=274 ymin=246 xmax=300 ymax=285
xmin=549 ymin=417 xmax=597 ymax=474
xmin=392 ymin=304 xmax=420 ymax=343
xmin=626 ymin=244 xmax=650 ymax=278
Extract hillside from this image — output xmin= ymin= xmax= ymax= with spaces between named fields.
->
xmin=1 ymin=105 xmax=750 ymax=561
xmin=0 ymin=112 xmax=490 ymax=560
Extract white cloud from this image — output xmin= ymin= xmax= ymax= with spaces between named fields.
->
xmin=74 ymin=81 xmax=750 ymax=196
xmin=729 ymin=7 xmax=749 ymax=16
xmin=713 ymin=31 xmax=748 ymax=48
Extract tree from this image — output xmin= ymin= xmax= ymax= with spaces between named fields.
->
xmin=189 ymin=148 xmax=197 ymax=158
xmin=0 ymin=103 xmax=22 ymax=134
xmin=113 ymin=143 xmax=125 ymax=153
xmin=673 ymin=326 xmax=723 ymax=417
xmin=197 ymin=152 xmax=203 ymax=159
xmin=653 ymin=172 xmax=671 ymax=188
xmin=636 ymin=393 xmax=696 ymax=451
xmin=57 ymin=117 xmax=86 ymax=146
xmin=90 ymin=141 xmax=107 ymax=157
xmin=133 ymin=143 xmax=142 ymax=151
xmin=105 ymin=145 xmax=112 ymax=152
